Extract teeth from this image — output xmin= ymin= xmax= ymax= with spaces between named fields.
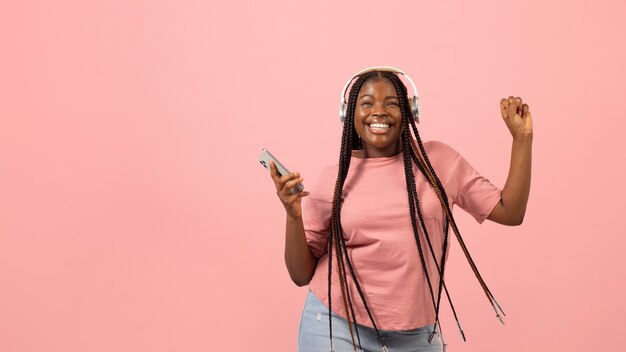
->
xmin=369 ymin=123 xmax=390 ymax=128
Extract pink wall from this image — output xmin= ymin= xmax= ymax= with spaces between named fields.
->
xmin=1 ymin=0 xmax=625 ymax=351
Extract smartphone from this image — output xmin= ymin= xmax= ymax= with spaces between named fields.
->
xmin=259 ymin=148 xmax=304 ymax=194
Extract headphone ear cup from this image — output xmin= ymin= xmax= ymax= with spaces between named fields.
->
xmin=339 ymin=102 xmax=347 ymax=123
xmin=410 ymin=97 xmax=420 ymax=123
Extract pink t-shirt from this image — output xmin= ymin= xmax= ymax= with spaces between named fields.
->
xmin=302 ymin=140 xmax=502 ymax=330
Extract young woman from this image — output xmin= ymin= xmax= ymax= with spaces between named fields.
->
xmin=267 ymin=67 xmax=533 ymax=352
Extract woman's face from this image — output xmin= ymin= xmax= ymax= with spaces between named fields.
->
xmin=353 ymin=77 xmax=404 ymax=158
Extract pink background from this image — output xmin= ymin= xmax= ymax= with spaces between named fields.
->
xmin=1 ymin=0 xmax=625 ymax=351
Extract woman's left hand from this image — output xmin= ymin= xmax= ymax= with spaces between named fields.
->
xmin=500 ymin=96 xmax=533 ymax=140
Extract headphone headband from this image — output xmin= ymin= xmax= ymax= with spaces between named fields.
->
xmin=339 ymin=66 xmax=420 ymax=124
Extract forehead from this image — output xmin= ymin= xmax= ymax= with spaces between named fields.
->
xmin=357 ymin=77 xmax=398 ymax=97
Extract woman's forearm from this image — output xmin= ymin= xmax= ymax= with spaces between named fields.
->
xmin=284 ymin=215 xmax=317 ymax=287
xmin=501 ymin=134 xmax=533 ymax=224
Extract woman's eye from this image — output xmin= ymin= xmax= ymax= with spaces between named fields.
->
xmin=361 ymin=101 xmax=372 ymax=106
xmin=387 ymin=101 xmax=399 ymax=106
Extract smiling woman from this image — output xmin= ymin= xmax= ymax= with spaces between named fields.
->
xmin=352 ymin=78 xmax=405 ymax=158
xmin=266 ymin=67 xmax=533 ymax=352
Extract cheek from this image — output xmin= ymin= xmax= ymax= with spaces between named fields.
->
xmin=353 ymin=122 xmax=365 ymax=136
xmin=353 ymin=114 xmax=367 ymax=127
xmin=354 ymin=110 xmax=366 ymax=121
xmin=395 ymin=124 xmax=405 ymax=140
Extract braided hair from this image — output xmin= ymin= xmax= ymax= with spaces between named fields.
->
xmin=327 ymin=70 xmax=505 ymax=352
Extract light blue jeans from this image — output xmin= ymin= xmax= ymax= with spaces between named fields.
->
xmin=299 ymin=289 xmax=442 ymax=352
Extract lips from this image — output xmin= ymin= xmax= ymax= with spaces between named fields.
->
xmin=365 ymin=119 xmax=394 ymax=134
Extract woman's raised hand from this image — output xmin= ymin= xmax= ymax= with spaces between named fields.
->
xmin=500 ymin=96 xmax=533 ymax=140
xmin=269 ymin=160 xmax=310 ymax=219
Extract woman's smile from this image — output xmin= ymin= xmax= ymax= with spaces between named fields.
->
xmin=366 ymin=121 xmax=394 ymax=134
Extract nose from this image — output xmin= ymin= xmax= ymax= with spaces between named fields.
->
xmin=372 ymin=102 xmax=387 ymax=116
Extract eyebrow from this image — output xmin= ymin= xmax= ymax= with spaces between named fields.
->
xmin=358 ymin=94 xmax=399 ymax=100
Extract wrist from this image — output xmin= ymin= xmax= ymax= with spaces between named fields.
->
xmin=286 ymin=213 xmax=303 ymax=222
xmin=513 ymin=131 xmax=533 ymax=143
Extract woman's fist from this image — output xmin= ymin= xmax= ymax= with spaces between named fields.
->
xmin=500 ymin=96 xmax=533 ymax=140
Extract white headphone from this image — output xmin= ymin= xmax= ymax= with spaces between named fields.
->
xmin=339 ymin=66 xmax=420 ymax=124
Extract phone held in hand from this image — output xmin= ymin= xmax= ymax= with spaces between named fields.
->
xmin=259 ymin=148 xmax=304 ymax=194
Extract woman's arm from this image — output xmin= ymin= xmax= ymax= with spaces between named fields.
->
xmin=268 ymin=160 xmax=317 ymax=286
xmin=487 ymin=96 xmax=533 ymax=226
xmin=284 ymin=214 xmax=318 ymax=286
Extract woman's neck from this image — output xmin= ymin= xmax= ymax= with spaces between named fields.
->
xmin=353 ymin=142 xmax=403 ymax=159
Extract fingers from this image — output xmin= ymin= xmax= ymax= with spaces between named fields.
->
xmin=522 ymin=103 xmax=530 ymax=117
xmin=500 ymin=96 xmax=527 ymax=118
xmin=507 ymin=96 xmax=520 ymax=115
xmin=283 ymin=175 xmax=304 ymax=193
xmin=269 ymin=160 xmax=304 ymax=194
xmin=269 ymin=160 xmax=292 ymax=182
xmin=500 ymin=98 xmax=509 ymax=117
xmin=269 ymin=160 xmax=282 ymax=181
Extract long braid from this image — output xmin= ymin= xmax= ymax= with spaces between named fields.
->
xmin=382 ymin=72 xmax=453 ymax=348
xmin=337 ymin=74 xmax=370 ymax=351
xmin=326 ymin=226 xmax=334 ymax=351
xmin=401 ymin=126 xmax=443 ymax=331
xmin=330 ymin=109 xmax=357 ymax=350
xmin=328 ymin=71 xmax=388 ymax=351
xmin=340 ymin=73 xmax=389 ymax=344
xmin=409 ymin=120 xmax=506 ymax=321
xmin=407 ymin=134 xmax=459 ymax=345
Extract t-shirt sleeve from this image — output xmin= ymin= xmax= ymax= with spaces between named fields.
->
xmin=301 ymin=195 xmax=331 ymax=259
xmin=452 ymin=148 xmax=502 ymax=224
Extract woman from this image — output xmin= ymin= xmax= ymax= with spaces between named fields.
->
xmin=268 ymin=67 xmax=533 ymax=352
